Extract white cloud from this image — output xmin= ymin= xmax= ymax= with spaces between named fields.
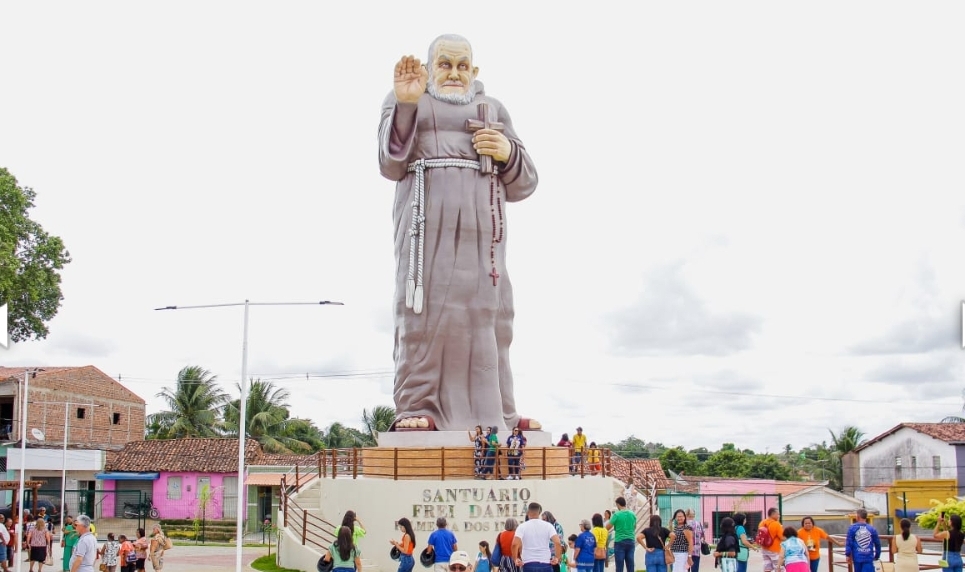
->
xmin=2 ymin=1 xmax=964 ymax=453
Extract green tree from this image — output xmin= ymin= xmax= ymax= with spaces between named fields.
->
xmin=827 ymin=425 xmax=865 ymax=491
xmin=148 ymin=366 xmax=228 ymax=438
xmin=321 ymin=422 xmax=366 ymax=448
xmin=0 ymin=168 xmax=71 ymax=342
xmin=689 ymin=447 xmax=712 ymax=462
xmin=660 ymin=447 xmax=701 ymax=477
xmin=224 ymin=379 xmax=317 ymax=454
xmin=703 ymin=450 xmax=748 ymax=477
xmin=745 ymin=454 xmax=793 ymax=480
xmin=361 ymin=405 xmax=396 ymax=446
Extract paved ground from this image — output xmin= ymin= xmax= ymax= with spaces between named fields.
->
xmin=32 ymin=543 xmax=277 ymax=572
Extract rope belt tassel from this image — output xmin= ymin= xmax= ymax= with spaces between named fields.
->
xmin=405 ymin=158 xmax=483 ymax=314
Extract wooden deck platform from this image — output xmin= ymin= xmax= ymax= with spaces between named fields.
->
xmin=361 ymin=446 xmax=574 ymax=480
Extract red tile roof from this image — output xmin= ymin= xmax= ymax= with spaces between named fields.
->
xmin=629 ymin=458 xmax=676 ymax=490
xmin=855 ymin=423 xmax=965 ymax=452
xmin=105 ymin=438 xmax=263 ymax=473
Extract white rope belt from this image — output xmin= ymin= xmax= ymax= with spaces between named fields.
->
xmin=405 ymin=158 xmax=481 ymax=314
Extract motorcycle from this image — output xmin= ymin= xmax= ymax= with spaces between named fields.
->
xmin=123 ymin=499 xmax=160 ymax=519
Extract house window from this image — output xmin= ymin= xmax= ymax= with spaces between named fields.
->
xmin=911 ymin=456 xmax=918 ymax=470
xmin=76 ymin=408 xmax=85 ymax=419
xmin=895 ymin=456 xmax=902 ymax=479
xmin=934 ymin=456 xmax=942 ymax=476
xmin=167 ymin=476 xmax=182 ymax=500
xmin=197 ymin=476 xmax=210 ymax=498
xmin=112 ymin=413 xmax=121 ymax=425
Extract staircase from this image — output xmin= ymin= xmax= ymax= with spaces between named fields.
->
xmin=608 ymin=452 xmax=657 ymax=531
xmin=279 ymin=474 xmax=382 ymax=572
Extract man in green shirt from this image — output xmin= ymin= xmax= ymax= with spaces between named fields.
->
xmin=605 ymin=497 xmax=637 ymax=572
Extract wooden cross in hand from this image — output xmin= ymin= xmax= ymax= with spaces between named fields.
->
xmin=465 ymin=102 xmax=504 ymax=174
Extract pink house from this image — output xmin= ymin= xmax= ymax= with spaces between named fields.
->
xmin=659 ymin=477 xmax=818 ymax=540
xmin=97 ymin=438 xmax=263 ymax=521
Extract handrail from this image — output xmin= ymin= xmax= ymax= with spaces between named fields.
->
xmin=826 ymin=534 xmax=949 ymax=572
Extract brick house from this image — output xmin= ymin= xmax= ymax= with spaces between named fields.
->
xmin=0 ymin=366 xmax=146 ymax=510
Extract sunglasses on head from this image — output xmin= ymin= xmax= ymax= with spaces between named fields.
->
xmin=450 ymin=566 xmax=467 ymax=571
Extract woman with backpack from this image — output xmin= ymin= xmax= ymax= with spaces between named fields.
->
xmin=149 ymin=524 xmax=170 ymax=571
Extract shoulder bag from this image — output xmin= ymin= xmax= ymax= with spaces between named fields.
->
xmin=659 ymin=531 xmax=674 ymax=566
xmin=594 ymin=530 xmax=606 ymax=560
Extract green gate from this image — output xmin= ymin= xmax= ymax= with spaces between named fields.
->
xmin=658 ymin=493 xmax=784 ymax=540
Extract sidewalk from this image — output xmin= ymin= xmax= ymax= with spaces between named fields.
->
xmin=42 ymin=543 xmax=277 ymax=572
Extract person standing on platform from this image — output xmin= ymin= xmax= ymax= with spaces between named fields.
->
xmin=572 ymin=429 xmax=587 ymax=473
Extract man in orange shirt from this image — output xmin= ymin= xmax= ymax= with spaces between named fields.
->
xmin=759 ymin=508 xmax=784 ymax=572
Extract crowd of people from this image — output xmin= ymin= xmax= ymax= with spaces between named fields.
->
xmin=2 ymin=509 xmax=169 ymax=572
xmin=466 ymin=426 xmax=607 ymax=480
xmin=320 ymin=499 xmax=643 ymax=572
xmin=318 ymin=501 xmax=961 ymax=572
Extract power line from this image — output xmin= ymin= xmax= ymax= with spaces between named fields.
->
xmin=112 ymin=373 xmax=957 ymax=406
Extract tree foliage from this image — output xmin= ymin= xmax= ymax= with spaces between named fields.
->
xmin=148 ymin=366 xmax=227 ymax=438
xmin=660 ymin=447 xmax=701 ymax=476
xmin=702 ymin=450 xmax=748 ymax=478
xmin=0 ymin=168 xmax=71 ymax=342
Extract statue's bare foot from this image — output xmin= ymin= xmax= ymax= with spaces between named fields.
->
xmin=517 ymin=418 xmax=542 ymax=431
xmin=391 ymin=416 xmax=437 ymax=431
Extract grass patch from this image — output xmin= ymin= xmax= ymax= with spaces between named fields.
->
xmin=251 ymin=554 xmax=303 ymax=572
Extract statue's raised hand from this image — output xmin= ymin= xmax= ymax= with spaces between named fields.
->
xmin=394 ymin=55 xmax=428 ymax=104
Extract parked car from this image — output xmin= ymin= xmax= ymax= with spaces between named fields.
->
xmin=0 ymin=498 xmax=65 ymax=524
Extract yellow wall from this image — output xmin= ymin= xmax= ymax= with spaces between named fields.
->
xmin=889 ymin=479 xmax=957 ymax=514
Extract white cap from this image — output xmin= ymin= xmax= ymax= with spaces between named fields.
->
xmin=449 ymin=551 xmax=472 ymax=568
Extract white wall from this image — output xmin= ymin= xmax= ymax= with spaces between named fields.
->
xmin=7 ymin=447 xmax=104 ymax=471
xmin=853 ymin=491 xmax=887 ymax=513
xmin=281 ymin=477 xmax=625 ymax=572
xmin=783 ymin=488 xmax=862 ymax=516
xmin=858 ymin=428 xmax=957 ymax=487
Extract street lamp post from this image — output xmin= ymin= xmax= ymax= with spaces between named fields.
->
xmin=155 ymin=299 xmax=343 ymax=572
xmin=15 ymin=369 xmax=36 ymax=572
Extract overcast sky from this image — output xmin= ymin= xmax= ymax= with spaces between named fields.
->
xmin=2 ymin=1 xmax=964 ymax=454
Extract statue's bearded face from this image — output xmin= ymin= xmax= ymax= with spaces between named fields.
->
xmin=427 ymin=40 xmax=478 ymax=105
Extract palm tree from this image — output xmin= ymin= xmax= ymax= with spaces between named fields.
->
xmin=361 ymin=405 xmax=396 ymax=445
xmin=827 ymin=425 xmax=866 ymax=491
xmin=321 ymin=422 xmax=366 ymax=448
xmin=223 ymin=379 xmax=317 ymax=454
xmin=148 ymin=366 xmax=228 ymax=438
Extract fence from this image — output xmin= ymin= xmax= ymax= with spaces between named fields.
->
xmin=23 ymin=489 xmax=150 ymax=534
xmin=657 ymin=493 xmax=784 ymax=540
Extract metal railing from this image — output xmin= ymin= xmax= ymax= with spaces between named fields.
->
xmin=827 ymin=534 xmax=947 ymax=572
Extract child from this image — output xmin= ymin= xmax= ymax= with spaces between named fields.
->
xmin=477 ymin=541 xmax=492 ymax=572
